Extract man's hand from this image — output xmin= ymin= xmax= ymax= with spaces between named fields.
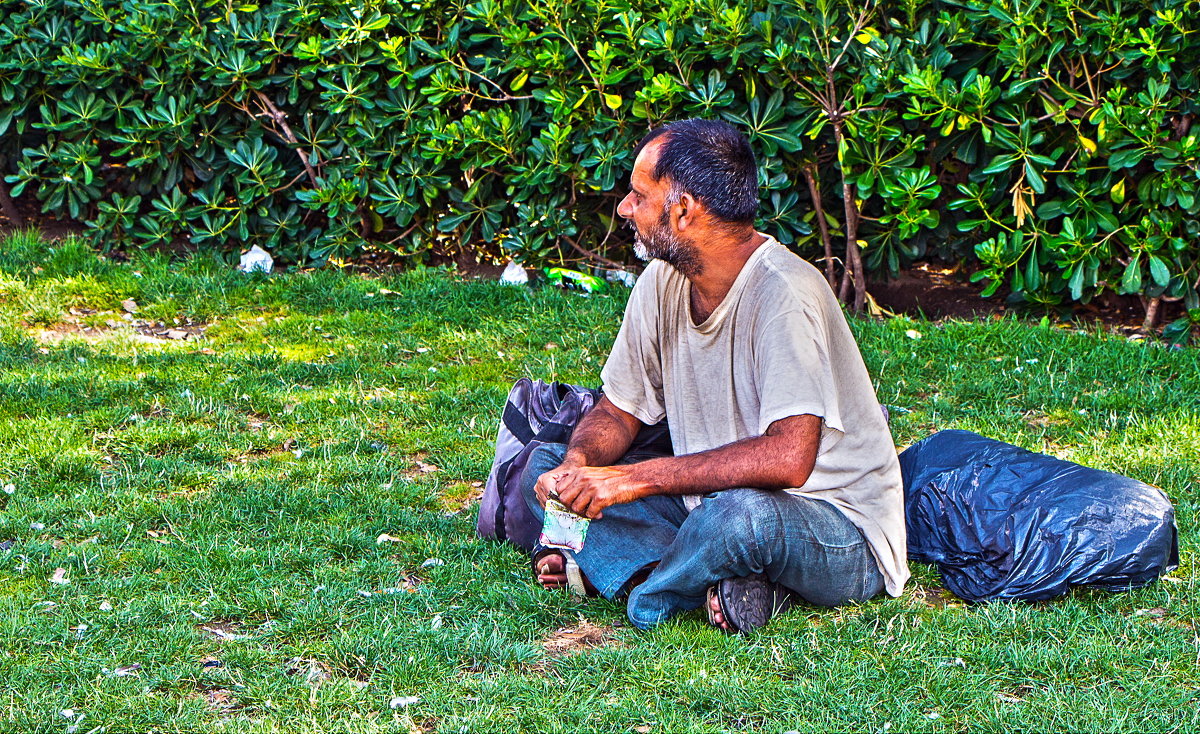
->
xmin=552 ymin=465 xmax=650 ymax=519
xmin=533 ymin=461 xmax=578 ymax=509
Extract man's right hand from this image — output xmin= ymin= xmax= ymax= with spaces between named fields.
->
xmin=534 ymin=461 xmax=578 ymax=508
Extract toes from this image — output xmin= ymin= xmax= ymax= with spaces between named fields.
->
xmin=535 ymin=552 xmax=565 ymax=576
xmin=537 ymin=572 xmax=568 ymax=588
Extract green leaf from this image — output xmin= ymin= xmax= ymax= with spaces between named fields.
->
xmin=981 ymin=154 xmax=1018 ymax=175
xmin=1110 ymin=178 xmax=1126 ymax=204
xmin=1024 ymin=160 xmax=1045 ymax=194
xmin=1121 ymin=257 xmax=1142 ymax=293
xmin=1109 ymin=148 xmax=1145 ymax=170
xmin=1148 ymin=255 xmax=1170 ymax=287
xmin=1068 ymin=266 xmax=1085 ymax=300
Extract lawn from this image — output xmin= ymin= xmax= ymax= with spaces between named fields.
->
xmin=0 ymin=230 xmax=1196 ymax=733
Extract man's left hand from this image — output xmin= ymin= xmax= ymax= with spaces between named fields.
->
xmin=552 ymin=465 xmax=649 ymax=519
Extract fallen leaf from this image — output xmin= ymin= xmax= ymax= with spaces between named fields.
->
xmin=635 ymin=726 xmax=651 ymax=733
xmin=165 ymin=329 xmax=189 ymax=340
xmin=200 ymin=625 xmax=249 ymax=641
xmin=416 ymin=461 xmax=439 ymax=473
xmin=49 ymin=567 xmax=70 ymax=585
xmin=121 ymin=299 xmax=139 ymax=313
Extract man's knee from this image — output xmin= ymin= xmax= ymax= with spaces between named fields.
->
xmin=684 ymin=488 xmax=782 ymax=550
xmin=519 ymin=443 xmax=569 ymax=505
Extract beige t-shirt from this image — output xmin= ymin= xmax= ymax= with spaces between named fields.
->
xmin=600 ymin=237 xmax=909 ymax=597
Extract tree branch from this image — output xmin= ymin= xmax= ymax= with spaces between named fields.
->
xmin=802 ymin=163 xmax=836 ymax=288
xmin=251 ymin=90 xmax=321 ymax=188
xmin=562 ymin=234 xmax=627 ymax=270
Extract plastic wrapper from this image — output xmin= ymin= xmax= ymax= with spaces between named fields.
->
xmin=899 ymin=430 xmax=1178 ymax=602
xmin=539 ymin=497 xmax=590 ymax=552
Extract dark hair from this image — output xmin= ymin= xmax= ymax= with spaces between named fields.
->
xmin=632 ymin=119 xmax=759 ymax=225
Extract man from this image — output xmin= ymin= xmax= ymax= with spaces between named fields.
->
xmin=520 ymin=119 xmax=908 ymax=633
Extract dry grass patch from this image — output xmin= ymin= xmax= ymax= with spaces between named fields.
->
xmin=541 ymin=618 xmax=622 ymax=657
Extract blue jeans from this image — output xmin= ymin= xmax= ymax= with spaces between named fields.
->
xmin=521 ymin=443 xmax=884 ymax=630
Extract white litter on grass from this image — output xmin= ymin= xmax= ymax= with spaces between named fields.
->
xmin=499 ymin=260 xmax=528 ymax=285
xmin=389 ymin=696 xmax=420 ymax=709
xmin=30 ymin=522 xmax=45 ymax=530
xmin=99 ymin=601 xmax=114 ymax=612
xmin=200 ymin=626 xmax=250 ymax=641
xmin=420 ymin=558 xmax=445 ymax=568
xmin=376 ymin=533 xmax=402 ymax=544
xmin=238 ymin=245 xmax=274 ymax=274
xmin=600 ymin=268 xmax=638 ymax=288
xmin=3 ymin=483 xmax=13 ymax=494
xmin=49 ymin=568 xmax=70 ymax=585
xmin=905 ymin=329 xmax=923 ymax=340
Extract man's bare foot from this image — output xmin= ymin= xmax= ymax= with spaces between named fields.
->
xmin=708 ymin=588 xmax=731 ymax=631
xmin=534 ymin=550 xmax=574 ymax=590
xmin=533 ymin=551 xmax=656 ymax=598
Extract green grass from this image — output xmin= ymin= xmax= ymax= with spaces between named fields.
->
xmin=0 ymin=229 xmax=1197 ymax=733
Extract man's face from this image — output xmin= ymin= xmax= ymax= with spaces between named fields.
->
xmin=617 ymin=141 xmax=701 ymax=275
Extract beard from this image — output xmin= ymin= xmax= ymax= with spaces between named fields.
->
xmin=630 ymin=209 xmax=702 ymax=277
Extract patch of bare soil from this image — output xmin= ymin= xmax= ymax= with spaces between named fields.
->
xmin=908 ymin=584 xmax=963 ymax=609
xmin=28 ymin=306 xmax=210 ymax=345
xmin=195 ymin=685 xmax=241 ymax=711
xmin=870 ymin=261 xmax=1186 ymax=333
xmin=0 ymin=193 xmax=85 ymax=240
xmin=540 ymin=618 xmax=622 ymax=656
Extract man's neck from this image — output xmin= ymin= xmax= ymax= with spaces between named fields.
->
xmin=688 ymin=228 xmax=767 ymax=323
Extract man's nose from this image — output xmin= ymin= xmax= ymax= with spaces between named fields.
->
xmin=617 ymin=192 xmax=634 ymax=219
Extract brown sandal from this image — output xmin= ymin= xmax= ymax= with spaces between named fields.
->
xmin=707 ymin=574 xmax=797 ymax=634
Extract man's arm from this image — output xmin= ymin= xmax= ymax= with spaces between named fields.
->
xmin=553 ymin=412 xmax=822 ymax=519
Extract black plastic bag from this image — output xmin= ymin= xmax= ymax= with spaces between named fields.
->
xmin=899 ymin=430 xmax=1179 ymax=602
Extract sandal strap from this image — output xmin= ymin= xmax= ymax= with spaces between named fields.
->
xmin=562 ymin=551 xmax=588 ymax=597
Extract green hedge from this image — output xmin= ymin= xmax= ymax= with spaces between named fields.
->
xmin=1 ymin=0 xmax=1198 ymax=318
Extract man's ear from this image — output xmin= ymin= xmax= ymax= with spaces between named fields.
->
xmin=673 ymin=192 xmax=701 ymax=231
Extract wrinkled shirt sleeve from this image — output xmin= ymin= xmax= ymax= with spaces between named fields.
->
xmin=600 ymin=267 xmax=666 ymax=425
